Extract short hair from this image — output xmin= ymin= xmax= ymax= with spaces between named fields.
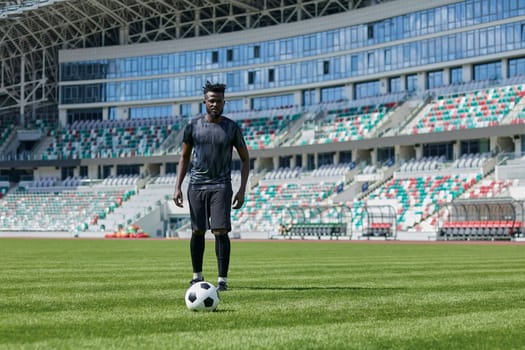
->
xmin=203 ymin=80 xmax=226 ymax=95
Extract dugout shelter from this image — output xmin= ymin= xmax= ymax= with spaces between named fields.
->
xmin=359 ymin=204 xmax=397 ymax=239
xmin=275 ymin=203 xmax=351 ymax=240
xmin=438 ymin=197 xmax=524 ymax=241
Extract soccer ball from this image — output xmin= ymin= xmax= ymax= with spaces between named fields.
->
xmin=185 ymin=281 xmax=220 ymax=311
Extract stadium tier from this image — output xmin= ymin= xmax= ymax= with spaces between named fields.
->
xmin=236 ymin=109 xmax=303 ymax=150
xmin=0 ymin=187 xmax=135 ymax=232
xmin=403 ymin=85 xmax=525 ymax=135
xmin=294 ymin=102 xmax=397 ymax=145
xmin=41 ymin=117 xmax=181 ymax=160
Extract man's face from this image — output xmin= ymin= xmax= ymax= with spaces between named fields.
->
xmin=204 ymin=91 xmax=225 ymax=119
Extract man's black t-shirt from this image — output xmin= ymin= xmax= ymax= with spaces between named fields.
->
xmin=182 ymin=116 xmax=246 ymax=189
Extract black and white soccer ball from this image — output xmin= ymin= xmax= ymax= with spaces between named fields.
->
xmin=185 ymin=281 xmax=220 ymax=311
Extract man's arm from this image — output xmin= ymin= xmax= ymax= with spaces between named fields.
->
xmin=232 ymin=145 xmax=250 ymax=209
xmin=173 ymin=142 xmax=192 ymax=207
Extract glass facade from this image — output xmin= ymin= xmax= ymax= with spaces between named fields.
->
xmin=60 ymin=0 xmax=525 ymax=111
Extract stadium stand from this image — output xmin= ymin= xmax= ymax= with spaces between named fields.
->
xmin=233 ymin=107 xmax=304 ymax=150
xmin=291 ymin=102 xmax=397 ymax=145
xmin=402 ymin=84 xmax=525 ymax=135
xmin=0 ymin=187 xmax=135 ymax=233
xmin=3 ymin=1 xmax=525 ymax=241
xmin=40 ymin=117 xmax=181 ymax=160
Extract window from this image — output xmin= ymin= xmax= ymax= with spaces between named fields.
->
xmin=450 ymin=67 xmax=463 ymax=84
xmin=460 ymin=139 xmax=489 ymax=155
xmin=321 ymin=86 xmax=345 ymax=102
xmin=509 ymin=57 xmax=525 ymax=77
xmin=339 ymin=151 xmax=352 ymax=164
xmin=302 ymin=89 xmax=316 ymax=106
xmin=367 ymin=52 xmax=375 ymax=68
xmin=79 ymin=166 xmax=88 ymax=178
xmin=248 ymin=71 xmax=256 ymax=85
xmin=355 ymin=80 xmax=380 ymax=99
xmin=367 ymin=24 xmax=374 ymax=40
xmin=211 ymin=51 xmax=219 ymax=63
xmin=252 ymin=94 xmax=293 ymax=110
xmin=224 ymin=99 xmax=243 ymax=114
xmin=474 ymin=61 xmax=502 ymax=81
xmin=323 ymin=60 xmax=330 ymax=75
xmin=422 ymin=142 xmax=454 ymax=160
xmin=377 ymin=147 xmax=395 ymax=165
xmin=318 ymin=152 xmax=335 ymax=167
xmin=253 ymin=45 xmax=260 ymax=58
xmin=389 ymin=77 xmax=401 ymax=93
xmin=427 ymin=70 xmax=444 ymax=89
xmin=384 ymin=49 xmax=392 ymax=65
xmin=179 ymin=103 xmax=192 ymax=118
xmin=268 ymin=68 xmax=275 ymax=82
xmin=279 ymin=156 xmax=291 ymax=168
xmin=227 ymin=49 xmax=233 ymax=61
xmin=406 ymin=74 xmax=418 ymax=92
xmin=351 ymin=55 xmax=358 ymax=72
xmin=295 ymin=154 xmax=303 ymax=168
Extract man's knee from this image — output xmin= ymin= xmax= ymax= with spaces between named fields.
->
xmin=192 ymin=230 xmax=206 ymax=236
xmin=212 ymin=229 xmax=229 ymax=236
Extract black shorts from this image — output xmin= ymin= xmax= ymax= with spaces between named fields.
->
xmin=187 ymin=185 xmax=233 ymax=232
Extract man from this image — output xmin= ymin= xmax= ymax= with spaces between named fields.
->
xmin=174 ymin=81 xmax=250 ymax=292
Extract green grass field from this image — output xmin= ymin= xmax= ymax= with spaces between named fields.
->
xmin=1 ymin=238 xmax=525 ymax=350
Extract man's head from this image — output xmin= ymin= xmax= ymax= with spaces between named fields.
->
xmin=203 ymin=81 xmax=226 ymax=119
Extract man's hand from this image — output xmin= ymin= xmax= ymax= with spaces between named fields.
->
xmin=232 ymin=191 xmax=245 ymax=209
xmin=173 ymin=190 xmax=184 ymax=207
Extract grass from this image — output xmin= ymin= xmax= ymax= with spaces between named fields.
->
xmin=1 ymin=238 xmax=525 ymax=349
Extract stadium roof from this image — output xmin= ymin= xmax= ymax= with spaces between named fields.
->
xmin=0 ymin=0 xmax=393 ymax=117
xmin=0 ymin=0 xmax=392 ymax=118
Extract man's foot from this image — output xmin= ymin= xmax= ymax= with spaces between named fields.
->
xmin=217 ymin=281 xmax=228 ymax=291
xmin=189 ymin=277 xmax=204 ymax=286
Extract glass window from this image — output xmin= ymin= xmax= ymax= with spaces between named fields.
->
xmin=252 ymin=94 xmax=294 ymax=110
xmin=321 ymin=86 xmax=345 ymax=102
xmin=351 ymin=55 xmax=358 ymax=72
xmin=224 ymin=99 xmax=243 ymax=114
xmin=302 ymin=89 xmax=316 ymax=106
xmin=367 ymin=52 xmax=375 ymax=68
xmin=355 ymin=80 xmax=380 ymax=99
xmin=248 ymin=71 xmax=255 ymax=85
xmin=323 ymin=60 xmax=330 ymax=75
xmin=389 ymin=77 xmax=401 ymax=93
xmin=268 ymin=68 xmax=275 ymax=82
xmin=406 ymin=74 xmax=418 ymax=93
xmin=422 ymin=142 xmax=453 ymax=160
xmin=509 ymin=56 xmax=525 ymax=77
xmin=179 ymin=103 xmax=192 ymax=118
xmin=474 ymin=61 xmax=502 ymax=80
xmin=450 ymin=66 xmax=463 ymax=84
xmin=427 ymin=70 xmax=444 ymax=89
xmin=384 ymin=49 xmax=392 ymax=66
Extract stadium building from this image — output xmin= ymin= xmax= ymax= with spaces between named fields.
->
xmin=1 ymin=0 xmax=525 ymax=240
